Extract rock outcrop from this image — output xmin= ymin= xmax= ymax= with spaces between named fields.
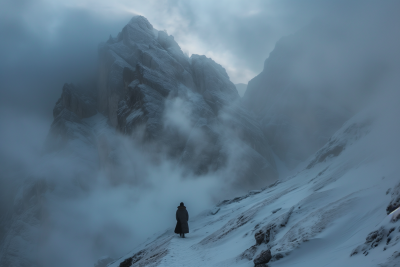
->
xmin=253 ymin=249 xmax=272 ymax=266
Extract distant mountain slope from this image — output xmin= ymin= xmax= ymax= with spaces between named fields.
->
xmin=243 ymin=19 xmax=399 ymax=169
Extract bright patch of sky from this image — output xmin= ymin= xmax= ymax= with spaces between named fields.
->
xmin=1 ymin=0 xmax=324 ymax=84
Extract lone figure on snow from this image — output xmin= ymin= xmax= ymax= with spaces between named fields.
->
xmin=175 ymin=202 xmax=189 ymax=238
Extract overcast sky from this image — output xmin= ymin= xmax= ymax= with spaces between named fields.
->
xmin=0 ymin=0 xmax=351 ymax=122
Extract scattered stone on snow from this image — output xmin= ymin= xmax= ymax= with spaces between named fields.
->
xmin=351 ymin=227 xmax=386 ymax=256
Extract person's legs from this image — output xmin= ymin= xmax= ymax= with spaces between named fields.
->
xmin=182 ymin=233 xmax=185 ymax=238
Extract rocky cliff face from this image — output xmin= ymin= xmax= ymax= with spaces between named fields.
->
xmin=47 ymin=16 xmax=278 ymax=190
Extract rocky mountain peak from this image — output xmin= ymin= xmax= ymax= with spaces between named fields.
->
xmin=47 ymin=16 xmax=278 ymax=191
xmin=127 ymin=15 xmax=154 ymax=31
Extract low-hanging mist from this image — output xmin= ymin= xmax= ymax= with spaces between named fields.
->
xmin=0 ymin=110 xmax=241 ymax=267
xmin=0 ymin=58 xmax=276 ymax=267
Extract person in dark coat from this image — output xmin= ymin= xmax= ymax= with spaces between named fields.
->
xmin=174 ymin=202 xmax=189 ymax=238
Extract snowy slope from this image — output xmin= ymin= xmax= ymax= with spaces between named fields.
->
xmin=107 ymin=94 xmax=400 ymax=267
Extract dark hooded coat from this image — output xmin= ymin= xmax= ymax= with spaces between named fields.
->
xmin=175 ymin=206 xmax=189 ymax=234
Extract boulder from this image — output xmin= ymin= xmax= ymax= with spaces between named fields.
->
xmin=253 ymin=249 xmax=272 ymax=266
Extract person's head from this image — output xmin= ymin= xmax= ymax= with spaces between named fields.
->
xmin=180 ymin=202 xmax=184 ymax=207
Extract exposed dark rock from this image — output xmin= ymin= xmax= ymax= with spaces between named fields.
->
xmin=118 ymin=249 xmax=146 ymax=267
xmin=351 ymin=227 xmax=387 ymax=256
xmin=119 ymin=257 xmax=132 ymax=267
xmin=253 ymin=249 xmax=272 ymax=266
xmin=254 ymin=223 xmax=278 ymax=246
xmin=366 ymin=229 xmax=385 ymax=246
xmin=255 ymin=230 xmax=265 ymax=245
xmin=270 ymin=253 xmax=284 ymax=262
xmin=131 ymin=249 xmax=146 ymax=265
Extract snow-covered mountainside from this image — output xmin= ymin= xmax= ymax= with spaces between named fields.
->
xmin=106 ymin=92 xmax=400 ymax=267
